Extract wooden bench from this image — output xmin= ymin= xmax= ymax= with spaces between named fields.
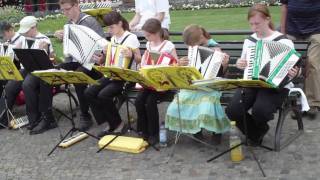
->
xmin=118 ymin=39 xmax=309 ymax=151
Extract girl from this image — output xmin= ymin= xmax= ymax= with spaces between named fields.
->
xmin=135 ymin=18 xmax=178 ymax=144
xmin=84 ymin=11 xmax=141 ymax=137
xmin=165 ymin=24 xmax=230 ymax=143
xmin=225 ymin=4 xmax=299 ymax=145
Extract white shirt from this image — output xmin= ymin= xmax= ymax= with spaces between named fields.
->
xmin=110 ymin=31 xmax=140 ymax=49
xmin=135 ymin=0 xmax=171 ymax=30
xmin=141 ymin=40 xmax=175 ymax=66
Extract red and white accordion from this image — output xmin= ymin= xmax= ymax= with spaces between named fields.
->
xmin=141 ymin=50 xmax=177 ymax=67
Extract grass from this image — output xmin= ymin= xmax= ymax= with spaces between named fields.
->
xmin=36 ymin=6 xmax=281 ymax=59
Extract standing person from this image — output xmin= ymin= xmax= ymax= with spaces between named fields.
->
xmin=0 ymin=21 xmax=26 ymax=128
xmin=225 ymin=4 xmax=299 ymax=145
xmin=135 ymin=18 xmax=178 ymax=144
xmin=84 ymin=11 xmax=141 ymax=137
xmin=165 ymin=24 xmax=230 ymax=143
xmin=280 ymin=0 xmax=320 ymax=119
xmin=17 ymin=16 xmax=57 ymax=134
xmin=129 ymin=0 xmax=170 ymax=32
xmin=54 ymin=0 xmax=104 ymax=131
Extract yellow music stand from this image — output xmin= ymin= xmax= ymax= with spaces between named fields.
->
xmin=82 ymin=8 xmax=112 ymax=26
xmin=0 ymin=56 xmax=23 ymax=129
xmin=32 ymin=70 xmax=99 ymax=156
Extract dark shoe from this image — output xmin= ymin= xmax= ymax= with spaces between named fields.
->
xmin=305 ymin=106 xmax=319 ymax=120
xmin=211 ymin=133 xmax=222 ymax=145
xmin=193 ymin=131 xmax=204 ymax=139
xmin=77 ymin=113 xmax=93 ymax=131
xmin=29 ymin=112 xmax=56 ymax=135
xmin=97 ymin=121 xmax=125 ymax=138
xmin=248 ymin=124 xmax=269 ymax=146
xmin=27 ymin=122 xmax=39 ymax=130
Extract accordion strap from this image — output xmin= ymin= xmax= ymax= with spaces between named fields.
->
xmin=247 ymin=34 xmax=287 ymax=43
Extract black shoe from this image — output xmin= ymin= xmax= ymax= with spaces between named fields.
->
xmin=27 ymin=122 xmax=39 ymax=130
xmin=211 ymin=133 xmax=222 ymax=145
xmin=305 ymin=106 xmax=319 ymax=120
xmin=29 ymin=113 xmax=56 ymax=135
xmin=248 ymin=124 xmax=269 ymax=146
xmin=97 ymin=121 xmax=125 ymax=138
xmin=193 ymin=131 xmax=204 ymax=139
xmin=77 ymin=113 xmax=93 ymax=131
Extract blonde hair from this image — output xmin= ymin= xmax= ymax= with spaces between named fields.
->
xmin=182 ymin=24 xmax=211 ymax=46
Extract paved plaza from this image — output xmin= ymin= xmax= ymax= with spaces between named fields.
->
xmin=0 ymin=91 xmax=320 ymax=180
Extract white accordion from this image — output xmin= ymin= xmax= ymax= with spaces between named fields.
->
xmin=188 ymin=46 xmax=225 ymax=79
xmin=63 ymin=24 xmax=108 ymax=70
xmin=79 ymin=1 xmax=112 ymax=10
xmin=244 ymin=40 xmax=300 ymax=87
xmin=0 ymin=43 xmax=14 ymax=60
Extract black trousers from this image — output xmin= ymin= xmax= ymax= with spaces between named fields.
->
xmin=84 ymin=77 xmax=124 ymax=127
xmin=57 ymin=62 xmax=102 ymax=115
xmin=0 ymin=69 xmax=28 ymax=124
xmin=225 ymin=88 xmax=289 ymax=141
xmin=135 ymin=89 xmax=166 ymax=138
xmin=22 ymin=73 xmax=53 ymax=124
xmin=0 ymin=80 xmax=6 ymax=98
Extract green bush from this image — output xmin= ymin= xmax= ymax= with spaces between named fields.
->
xmin=0 ymin=6 xmax=24 ymax=24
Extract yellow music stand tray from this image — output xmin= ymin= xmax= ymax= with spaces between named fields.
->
xmin=0 ymin=56 xmax=23 ymax=81
xmin=0 ymin=56 xmax=23 ymax=130
xmin=82 ymin=8 xmax=112 ymax=26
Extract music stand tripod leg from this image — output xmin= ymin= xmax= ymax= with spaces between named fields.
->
xmin=206 ymin=88 xmax=267 ymax=177
xmin=0 ymin=85 xmax=23 ymax=132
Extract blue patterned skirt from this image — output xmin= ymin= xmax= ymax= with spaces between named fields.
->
xmin=165 ymin=89 xmax=230 ymax=134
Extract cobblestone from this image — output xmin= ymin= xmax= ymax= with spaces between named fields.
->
xmin=0 ymin=92 xmax=319 ymax=179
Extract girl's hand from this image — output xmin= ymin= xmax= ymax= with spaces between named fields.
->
xmin=178 ymin=56 xmax=189 ymax=66
xmin=236 ymin=58 xmax=248 ymax=70
xmin=121 ymin=47 xmax=133 ymax=58
xmin=288 ymin=66 xmax=299 ymax=79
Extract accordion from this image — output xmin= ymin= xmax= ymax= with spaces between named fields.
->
xmin=141 ymin=50 xmax=177 ymax=67
xmin=105 ymin=43 xmax=132 ymax=69
xmin=0 ymin=43 xmax=14 ymax=60
xmin=63 ymin=24 xmax=108 ymax=70
xmin=244 ymin=40 xmax=301 ymax=87
xmin=188 ymin=46 xmax=225 ymax=79
xmin=79 ymin=1 xmax=112 ymax=10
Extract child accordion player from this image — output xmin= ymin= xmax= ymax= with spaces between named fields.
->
xmin=165 ymin=24 xmax=231 ymax=143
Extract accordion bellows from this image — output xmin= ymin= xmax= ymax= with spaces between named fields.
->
xmin=0 ymin=43 xmax=14 ymax=60
xmin=98 ymin=135 xmax=148 ymax=154
xmin=63 ymin=24 xmax=108 ymax=70
xmin=105 ymin=43 xmax=132 ymax=69
xmin=244 ymin=40 xmax=300 ymax=87
xmin=188 ymin=46 xmax=224 ymax=79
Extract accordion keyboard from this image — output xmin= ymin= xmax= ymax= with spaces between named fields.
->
xmin=10 ymin=116 xmax=29 ymax=129
xmin=244 ymin=46 xmax=255 ymax=80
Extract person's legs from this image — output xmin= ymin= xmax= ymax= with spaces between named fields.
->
xmin=29 ymin=75 xmax=56 ymax=134
xmin=145 ymin=91 xmax=160 ymax=138
xmin=225 ymin=88 xmax=258 ymax=140
xmin=250 ymin=88 xmax=289 ymax=143
xmin=135 ymin=90 xmax=150 ymax=138
xmin=96 ymin=80 xmax=125 ymax=137
xmin=22 ymin=73 xmax=41 ymax=130
xmin=304 ymin=34 xmax=320 ymax=117
xmin=84 ymin=78 xmax=112 ymax=130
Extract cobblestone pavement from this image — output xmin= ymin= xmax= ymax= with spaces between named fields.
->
xmin=0 ymin=92 xmax=320 ymax=180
